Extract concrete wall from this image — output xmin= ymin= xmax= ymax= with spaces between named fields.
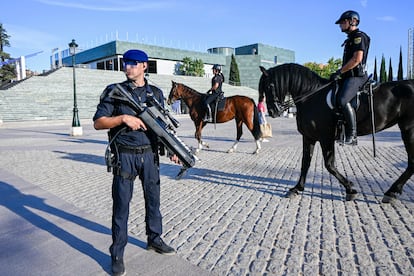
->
xmin=0 ymin=68 xmax=259 ymax=122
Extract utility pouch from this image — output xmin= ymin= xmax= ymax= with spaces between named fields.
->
xmin=105 ymin=127 xmax=126 ymax=173
xmin=105 ymin=147 xmax=116 ymax=173
xmin=105 ymin=131 xmax=117 ymax=172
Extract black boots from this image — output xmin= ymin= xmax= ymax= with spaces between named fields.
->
xmin=203 ymin=104 xmax=211 ymax=122
xmin=342 ymin=103 xmax=357 ymax=145
xmin=147 ymin=238 xmax=176 ymax=255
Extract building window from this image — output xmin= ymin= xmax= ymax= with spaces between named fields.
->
xmin=147 ymin=60 xmax=157 ymax=74
xmin=97 ymin=61 xmax=104 ymax=70
xmin=113 ymin=58 xmax=119 ymax=71
xmin=106 ymin=60 xmax=113 ymax=70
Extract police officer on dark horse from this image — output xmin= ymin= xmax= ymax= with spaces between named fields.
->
xmin=258 ymin=10 xmax=414 ymax=203
xmin=330 ymin=10 xmax=370 ymax=145
xmin=204 ymin=64 xmax=225 ymax=122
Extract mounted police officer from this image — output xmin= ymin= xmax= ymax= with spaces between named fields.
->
xmin=330 ymin=10 xmax=370 ymax=145
xmin=93 ymin=49 xmax=179 ymax=276
xmin=204 ymin=64 xmax=225 ymax=122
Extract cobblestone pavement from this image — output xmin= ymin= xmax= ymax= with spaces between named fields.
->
xmin=1 ymin=116 xmax=413 ymax=275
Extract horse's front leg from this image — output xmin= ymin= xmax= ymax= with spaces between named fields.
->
xmin=195 ymin=122 xmax=208 ymax=154
xmin=254 ymin=139 xmax=262 ymax=154
xmin=320 ymin=140 xmax=357 ymax=201
xmin=288 ymin=137 xmax=315 ymax=198
xmin=227 ymin=119 xmax=243 ymax=153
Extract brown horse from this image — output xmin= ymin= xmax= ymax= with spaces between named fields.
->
xmin=167 ymin=81 xmax=262 ymax=154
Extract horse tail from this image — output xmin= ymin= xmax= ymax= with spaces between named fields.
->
xmin=251 ymin=99 xmax=262 ymax=140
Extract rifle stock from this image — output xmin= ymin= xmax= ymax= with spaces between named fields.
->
xmin=109 ymin=84 xmax=197 ymax=169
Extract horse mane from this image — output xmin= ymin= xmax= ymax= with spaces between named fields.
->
xmin=176 ymin=82 xmax=205 ymax=97
xmin=267 ymin=63 xmax=329 ymax=98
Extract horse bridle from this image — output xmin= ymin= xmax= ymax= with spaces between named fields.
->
xmin=267 ymin=80 xmax=334 ymax=113
xmin=267 ymin=83 xmax=286 ymax=115
xmin=169 ymin=84 xmax=182 ymax=103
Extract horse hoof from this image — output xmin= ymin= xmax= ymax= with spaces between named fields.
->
xmin=227 ymin=148 xmax=235 ymax=153
xmin=287 ymin=189 xmax=299 ymax=199
xmin=345 ymin=191 xmax=358 ymax=201
xmin=382 ymin=194 xmax=396 ymax=204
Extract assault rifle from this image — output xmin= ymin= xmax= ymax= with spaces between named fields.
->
xmin=108 ymin=83 xmax=197 ymax=179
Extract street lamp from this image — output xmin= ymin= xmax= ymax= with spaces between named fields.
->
xmin=69 ymin=39 xmax=82 ymax=136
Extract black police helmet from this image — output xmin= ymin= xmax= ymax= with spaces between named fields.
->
xmin=335 ymin=10 xmax=360 ymax=25
xmin=212 ymin=64 xmax=221 ymax=71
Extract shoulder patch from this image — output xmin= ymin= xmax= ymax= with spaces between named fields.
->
xmin=354 ymin=37 xmax=362 ymax=44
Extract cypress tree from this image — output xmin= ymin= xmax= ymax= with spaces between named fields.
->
xmin=388 ymin=58 xmax=393 ymax=82
xmin=229 ymin=54 xmax=241 ymax=86
xmin=373 ymin=57 xmax=378 ymax=81
xmin=397 ymin=46 xmax=404 ymax=80
xmin=380 ymin=55 xmax=387 ymax=83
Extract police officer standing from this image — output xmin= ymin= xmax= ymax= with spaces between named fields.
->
xmin=93 ymin=49 xmax=179 ymax=276
xmin=330 ymin=10 xmax=370 ymax=145
xmin=204 ymin=64 xmax=224 ymax=122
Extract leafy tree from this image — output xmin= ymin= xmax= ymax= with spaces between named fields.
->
xmin=380 ymin=55 xmax=387 ymax=83
xmin=178 ymin=56 xmax=204 ymax=77
xmin=229 ymin=54 xmax=240 ymax=86
xmin=0 ymin=64 xmax=15 ymax=83
xmin=0 ymin=23 xmax=11 ymax=59
xmin=0 ymin=23 xmax=16 ymax=84
xmin=303 ymin=57 xmax=341 ymax=79
xmin=192 ymin=58 xmax=205 ymax=77
xmin=388 ymin=58 xmax=393 ymax=82
xmin=397 ymin=46 xmax=404 ymax=80
xmin=373 ymin=57 xmax=378 ymax=82
xmin=179 ymin=57 xmax=192 ymax=76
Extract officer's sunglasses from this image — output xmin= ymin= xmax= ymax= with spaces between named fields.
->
xmin=123 ymin=60 xmax=143 ymax=67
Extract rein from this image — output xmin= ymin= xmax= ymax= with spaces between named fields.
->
xmin=293 ymin=81 xmax=333 ymax=104
xmin=277 ymin=81 xmax=334 ymax=111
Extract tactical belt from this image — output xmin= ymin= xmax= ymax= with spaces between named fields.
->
xmin=118 ymin=144 xmax=153 ymax=154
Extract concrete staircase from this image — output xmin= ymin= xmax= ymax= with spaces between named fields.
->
xmin=0 ymin=68 xmax=259 ymax=122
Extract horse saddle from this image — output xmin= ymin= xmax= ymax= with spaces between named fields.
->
xmin=326 ymin=77 xmax=377 ymax=111
xmin=327 ymin=78 xmax=377 ymax=143
xmin=326 ymin=83 xmax=359 ymax=111
xmin=207 ymin=93 xmax=226 ymax=113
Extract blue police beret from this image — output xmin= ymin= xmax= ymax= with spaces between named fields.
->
xmin=123 ymin=49 xmax=148 ymax=62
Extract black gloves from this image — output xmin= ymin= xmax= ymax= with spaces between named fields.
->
xmin=330 ymin=69 xmax=342 ymax=81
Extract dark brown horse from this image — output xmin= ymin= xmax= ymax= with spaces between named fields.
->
xmin=259 ymin=63 xmax=414 ymax=203
xmin=167 ymin=81 xmax=262 ymax=154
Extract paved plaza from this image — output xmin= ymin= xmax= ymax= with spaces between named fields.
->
xmin=0 ymin=116 xmax=413 ymax=275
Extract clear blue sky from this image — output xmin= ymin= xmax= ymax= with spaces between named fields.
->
xmin=2 ymin=0 xmax=413 ymax=77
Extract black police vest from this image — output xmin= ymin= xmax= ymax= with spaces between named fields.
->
xmin=342 ymin=30 xmax=370 ymax=77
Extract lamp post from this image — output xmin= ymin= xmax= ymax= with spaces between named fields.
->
xmin=69 ymin=39 xmax=82 ymax=136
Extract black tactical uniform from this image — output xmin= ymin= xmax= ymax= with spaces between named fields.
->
xmin=333 ymin=10 xmax=370 ymax=145
xmin=94 ymin=80 xmax=165 ymax=260
xmin=204 ymin=64 xmax=224 ymax=122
